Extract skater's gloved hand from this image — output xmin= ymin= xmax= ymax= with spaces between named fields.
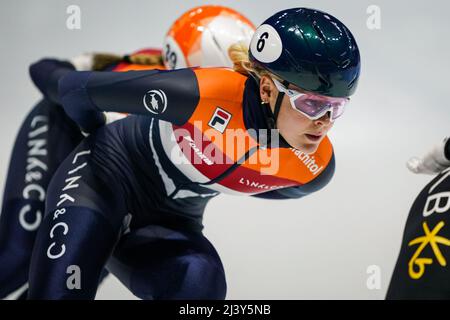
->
xmin=69 ymin=53 xmax=95 ymax=71
xmin=407 ymin=137 xmax=450 ymax=174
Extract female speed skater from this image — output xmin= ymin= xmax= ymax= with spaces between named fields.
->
xmin=387 ymin=137 xmax=450 ymax=299
xmin=27 ymin=7 xmax=360 ymax=299
xmin=0 ymin=5 xmax=255 ymax=299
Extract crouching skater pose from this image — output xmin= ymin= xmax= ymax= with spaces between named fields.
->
xmin=27 ymin=8 xmax=360 ymax=299
xmin=0 ymin=5 xmax=254 ymax=299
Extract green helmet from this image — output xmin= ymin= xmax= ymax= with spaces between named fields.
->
xmin=249 ymin=8 xmax=360 ymax=98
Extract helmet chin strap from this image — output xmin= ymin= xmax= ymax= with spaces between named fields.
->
xmin=263 ymin=80 xmax=294 ymax=148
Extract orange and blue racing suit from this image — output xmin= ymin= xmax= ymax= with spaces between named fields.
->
xmin=25 ymin=59 xmax=335 ymax=299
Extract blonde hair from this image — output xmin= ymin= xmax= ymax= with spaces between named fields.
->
xmin=91 ymin=52 xmax=163 ymax=71
xmin=228 ymin=42 xmax=280 ymax=82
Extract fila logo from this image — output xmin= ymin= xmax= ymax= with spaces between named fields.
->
xmin=208 ymin=107 xmax=231 ymax=133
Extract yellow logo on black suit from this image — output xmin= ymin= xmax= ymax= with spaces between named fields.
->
xmin=408 ymin=221 xmax=450 ymax=279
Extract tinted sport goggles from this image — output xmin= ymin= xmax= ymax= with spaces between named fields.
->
xmin=272 ymin=78 xmax=350 ymax=121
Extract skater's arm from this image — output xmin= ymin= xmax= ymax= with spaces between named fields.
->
xmin=58 ymin=68 xmax=200 ymax=132
xmin=407 ymin=137 xmax=450 ymax=174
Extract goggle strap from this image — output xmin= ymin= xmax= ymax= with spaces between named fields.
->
xmin=272 ymin=80 xmax=289 ymax=129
